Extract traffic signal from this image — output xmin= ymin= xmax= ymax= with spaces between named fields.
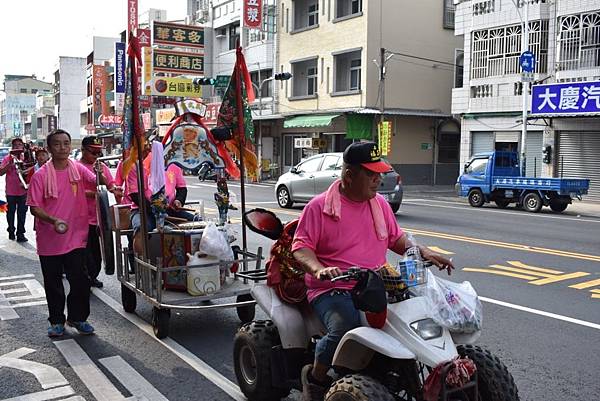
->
xmin=193 ymin=77 xmax=216 ymax=85
xmin=542 ymin=145 xmax=552 ymax=164
xmin=274 ymin=72 xmax=292 ymax=81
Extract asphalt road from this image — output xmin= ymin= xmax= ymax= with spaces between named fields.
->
xmin=1 ymin=177 xmax=599 ymax=401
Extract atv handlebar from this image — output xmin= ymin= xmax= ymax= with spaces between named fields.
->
xmin=330 ymin=261 xmax=435 ymax=284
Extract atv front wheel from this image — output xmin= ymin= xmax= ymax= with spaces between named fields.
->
xmin=233 ymin=320 xmax=290 ymax=401
xmin=457 ymin=345 xmax=520 ymax=401
xmin=325 ymin=374 xmax=394 ymax=401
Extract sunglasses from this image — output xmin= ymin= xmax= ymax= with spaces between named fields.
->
xmin=85 ymin=147 xmax=103 ymax=156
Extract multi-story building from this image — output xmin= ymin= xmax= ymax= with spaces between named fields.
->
xmin=0 ymin=75 xmax=53 ymax=142
xmin=23 ymin=93 xmax=56 ymax=144
xmin=53 ymin=57 xmax=86 ymax=142
xmin=452 ymin=0 xmax=600 ymax=200
xmin=277 ymin=0 xmax=463 ymax=184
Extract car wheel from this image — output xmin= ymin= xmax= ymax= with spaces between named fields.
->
xmin=523 ymin=192 xmax=543 ymax=213
xmin=277 ymin=186 xmax=293 ymax=208
xmin=468 ymin=189 xmax=485 ymax=207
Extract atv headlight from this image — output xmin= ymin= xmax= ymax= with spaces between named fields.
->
xmin=410 ymin=318 xmax=442 ymax=340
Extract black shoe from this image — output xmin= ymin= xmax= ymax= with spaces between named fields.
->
xmin=8 ymin=233 xmax=15 ymax=240
xmin=91 ymin=279 xmax=103 ymax=288
xmin=16 ymin=236 xmax=28 ymax=243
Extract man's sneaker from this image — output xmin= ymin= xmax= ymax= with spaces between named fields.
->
xmin=16 ymin=236 xmax=28 ymax=243
xmin=67 ymin=321 xmax=95 ymax=335
xmin=301 ymin=364 xmax=328 ymax=401
xmin=47 ymin=324 xmax=65 ymax=338
xmin=8 ymin=233 xmax=15 ymax=240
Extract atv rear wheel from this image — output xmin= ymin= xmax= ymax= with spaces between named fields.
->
xmin=457 ymin=345 xmax=520 ymax=401
xmin=325 ymin=374 xmax=394 ymax=401
xmin=234 ymin=320 xmax=290 ymax=401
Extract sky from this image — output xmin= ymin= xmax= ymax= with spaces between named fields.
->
xmin=0 ymin=0 xmax=187 ymax=84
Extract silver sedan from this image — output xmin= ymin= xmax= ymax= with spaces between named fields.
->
xmin=275 ymin=152 xmax=403 ymax=213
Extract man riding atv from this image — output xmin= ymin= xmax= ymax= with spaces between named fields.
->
xmin=292 ymin=141 xmax=454 ymax=401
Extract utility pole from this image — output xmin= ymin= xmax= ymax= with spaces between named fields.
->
xmin=520 ymin=1 xmax=529 ymax=176
xmin=379 ymin=47 xmax=386 ymax=128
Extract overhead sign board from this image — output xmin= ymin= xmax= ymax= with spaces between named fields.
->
xmin=152 ymin=77 xmax=203 ymax=97
xmin=156 ymin=108 xmax=177 ymax=125
xmin=531 ymin=81 xmax=600 ymax=116
xmin=152 ymin=49 xmax=204 ymax=75
xmin=243 ymin=0 xmax=262 ymax=29
xmin=153 ymin=21 xmax=204 ymax=48
xmin=98 ymin=114 xmax=123 ymax=129
xmin=215 ymin=75 xmax=231 ymax=88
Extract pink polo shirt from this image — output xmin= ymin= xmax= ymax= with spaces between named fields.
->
xmin=292 ymin=192 xmax=404 ymax=303
xmin=125 ymin=164 xmax=151 ymax=210
xmin=165 ymin=164 xmax=186 ymax=205
xmin=78 ymin=161 xmax=115 ymax=225
xmin=1 ymin=155 xmax=27 ymax=196
xmin=26 ymin=162 xmax=96 ymax=256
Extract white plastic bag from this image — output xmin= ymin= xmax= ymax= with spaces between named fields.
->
xmin=415 ymin=270 xmax=483 ymax=333
xmin=198 ymin=222 xmax=234 ymax=261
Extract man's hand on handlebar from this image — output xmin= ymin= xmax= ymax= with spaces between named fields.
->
xmin=420 ymin=246 xmax=454 ymax=275
xmin=316 ymin=266 xmax=343 ymax=280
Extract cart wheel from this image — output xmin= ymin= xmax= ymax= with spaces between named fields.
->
xmin=152 ymin=307 xmax=170 ymax=339
xmin=236 ymin=294 xmax=256 ymax=324
xmin=121 ymin=284 xmax=136 ymax=313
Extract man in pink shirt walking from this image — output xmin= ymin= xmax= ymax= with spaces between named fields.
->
xmin=27 ymin=129 xmax=109 ymax=337
xmin=292 ymin=141 xmax=454 ymax=401
xmin=78 ymin=135 xmax=119 ymax=288
xmin=0 ymin=137 xmax=29 ymax=242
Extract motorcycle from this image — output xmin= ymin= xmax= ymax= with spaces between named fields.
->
xmin=233 ymin=208 xmax=520 ymax=401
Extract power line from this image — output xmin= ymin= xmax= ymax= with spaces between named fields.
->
xmin=387 ymin=50 xmax=458 ymax=68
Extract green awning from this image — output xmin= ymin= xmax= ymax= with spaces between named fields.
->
xmin=346 ymin=114 xmax=373 ymax=140
xmin=283 ymin=114 xmax=340 ymax=129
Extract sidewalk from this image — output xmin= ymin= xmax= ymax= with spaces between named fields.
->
xmin=402 ymin=185 xmax=600 ymax=218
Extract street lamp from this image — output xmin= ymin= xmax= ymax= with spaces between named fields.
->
xmin=252 ymin=72 xmax=292 ymax=181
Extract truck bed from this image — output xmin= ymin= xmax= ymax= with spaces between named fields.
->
xmin=492 ymin=176 xmax=589 ymax=195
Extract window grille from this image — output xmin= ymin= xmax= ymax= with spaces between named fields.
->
xmin=471 ymin=20 xmax=548 ymax=79
xmin=473 ymin=0 xmax=495 ymax=16
xmin=558 ymin=11 xmax=600 ymax=71
xmin=443 ymin=0 xmax=455 ymax=29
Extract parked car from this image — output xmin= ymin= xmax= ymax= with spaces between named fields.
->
xmin=275 ymin=152 xmax=403 ymax=212
xmin=0 ymin=147 xmax=10 ymax=159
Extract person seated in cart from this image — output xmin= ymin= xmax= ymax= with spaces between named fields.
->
xmin=164 ymin=162 xmax=195 ymax=222
xmin=78 ymin=135 xmax=121 ymax=288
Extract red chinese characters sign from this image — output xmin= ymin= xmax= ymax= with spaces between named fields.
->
xmin=127 ymin=0 xmax=138 ymax=34
xmin=92 ymin=65 xmax=108 ymax=121
xmin=202 ymin=103 xmax=221 ymax=125
xmin=243 ymin=0 xmax=262 ymax=29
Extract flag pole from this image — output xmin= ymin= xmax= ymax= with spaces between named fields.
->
xmin=234 ymin=47 xmax=248 ymax=253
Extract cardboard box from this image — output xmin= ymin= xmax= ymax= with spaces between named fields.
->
xmin=160 ymin=230 xmax=204 ymax=291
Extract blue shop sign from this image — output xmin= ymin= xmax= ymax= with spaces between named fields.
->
xmin=531 ymin=81 xmax=600 ymax=116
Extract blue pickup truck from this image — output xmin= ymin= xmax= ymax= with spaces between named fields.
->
xmin=456 ymin=151 xmax=590 ymax=213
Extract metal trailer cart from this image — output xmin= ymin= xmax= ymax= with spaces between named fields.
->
xmin=105 ymin=202 xmax=266 ymax=339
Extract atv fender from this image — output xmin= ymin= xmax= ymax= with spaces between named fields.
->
xmin=332 ymin=327 xmax=416 ymax=371
xmin=251 ymin=283 xmax=310 ymax=348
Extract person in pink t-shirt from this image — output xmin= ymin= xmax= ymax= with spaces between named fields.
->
xmin=0 ymin=137 xmax=29 ymax=242
xmin=292 ymin=142 xmax=454 ymax=400
xmin=27 ymin=129 xmax=110 ymax=338
xmin=164 ymin=163 xmax=194 ymax=221
xmin=78 ymin=135 xmax=119 ymax=289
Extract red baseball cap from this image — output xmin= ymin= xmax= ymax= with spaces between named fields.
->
xmin=343 ymin=141 xmax=392 ymax=173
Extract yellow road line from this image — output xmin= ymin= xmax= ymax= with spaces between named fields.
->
xmin=569 ymin=279 xmax=600 ymax=290
xmin=489 ymin=264 xmax=553 ymax=278
xmin=244 ymin=206 xmax=600 ymax=263
xmin=462 ymin=268 xmax=538 ymax=280
xmin=506 ymin=261 xmax=564 ymax=275
xmin=428 ymin=246 xmax=454 ymax=255
xmin=592 ymin=294 xmax=600 ymax=299
xmin=590 ymin=289 xmax=600 ymax=294
xmin=405 ymin=227 xmax=600 ymax=262
xmin=529 ymin=271 xmax=590 ymax=286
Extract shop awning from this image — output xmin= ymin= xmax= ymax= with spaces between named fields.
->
xmin=283 ymin=114 xmax=340 ymax=129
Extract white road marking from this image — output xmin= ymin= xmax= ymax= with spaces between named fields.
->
xmin=480 ymin=296 xmax=600 ymax=331
xmin=91 ymin=288 xmax=246 ymax=401
xmin=0 ymin=274 xmax=35 ymax=281
xmin=246 ymin=201 xmax=279 ymax=205
xmin=2 ymin=385 xmax=75 ymax=401
xmin=0 ymin=301 xmax=47 ymax=309
xmin=54 ymin=339 xmax=127 ymax=401
xmin=402 ymin=198 xmax=600 ymax=223
xmin=0 ymin=293 xmax=19 ymax=320
xmin=0 ymin=348 xmax=69 ymax=389
xmin=99 ymin=356 xmax=169 ymax=401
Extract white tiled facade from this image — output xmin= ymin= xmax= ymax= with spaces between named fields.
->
xmin=452 ymin=0 xmax=600 ymax=186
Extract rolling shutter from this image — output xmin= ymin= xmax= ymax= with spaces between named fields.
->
xmin=471 ymin=132 xmax=494 ymax=156
xmin=525 ymin=132 xmax=543 ymax=177
xmin=557 ymin=132 xmax=600 ymax=200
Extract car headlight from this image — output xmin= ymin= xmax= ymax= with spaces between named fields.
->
xmin=410 ymin=318 xmax=443 ymax=340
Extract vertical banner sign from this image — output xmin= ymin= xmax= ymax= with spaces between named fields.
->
xmin=243 ymin=0 xmax=262 ymax=28
xmin=128 ymin=0 xmax=138 ymax=35
xmin=143 ymin=47 xmax=152 ymax=95
xmin=115 ymin=42 xmax=126 ymax=114
xmin=93 ymin=65 xmax=108 ymax=122
xmin=378 ymin=121 xmax=392 ymax=156
xmin=138 ymin=28 xmax=151 ymax=47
